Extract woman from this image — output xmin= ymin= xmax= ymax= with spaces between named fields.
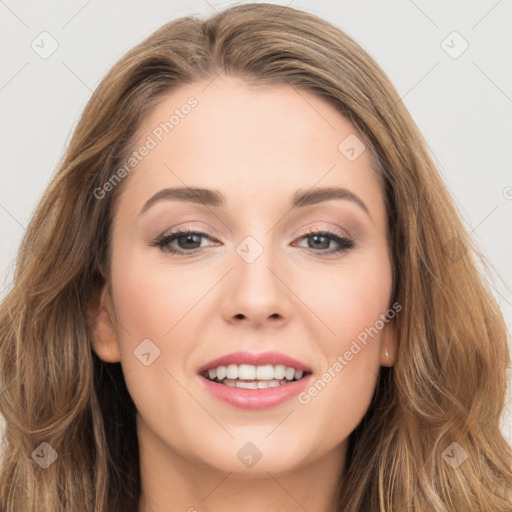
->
xmin=0 ymin=3 xmax=510 ymax=511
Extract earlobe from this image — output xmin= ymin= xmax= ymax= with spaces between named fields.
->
xmin=380 ymin=319 xmax=398 ymax=367
xmin=87 ymin=283 xmax=122 ymax=363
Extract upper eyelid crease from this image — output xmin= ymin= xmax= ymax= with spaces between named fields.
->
xmin=139 ymin=186 xmax=372 ymax=222
xmin=152 ymin=228 xmax=354 ymax=256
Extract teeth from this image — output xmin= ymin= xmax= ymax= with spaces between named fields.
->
xmin=206 ymin=364 xmax=305 ymax=382
xmin=203 ymin=363 xmax=309 ymax=387
xmin=225 ymin=379 xmax=289 ymax=388
xmin=216 ymin=366 xmax=226 ymax=380
xmin=235 ymin=381 xmax=258 ymax=389
xmin=256 ymin=365 xmax=274 ymax=380
xmin=239 ymin=364 xmax=256 ymax=380
xmin=274 ymin=365 xmax=286 ymax=379
xmin=255 ymin=379 xmax=285 ymax=388
xmin=284 ymin=367 xmax=295 ymax=380
xmin=226 ymin=364 xmax=238 ymax=379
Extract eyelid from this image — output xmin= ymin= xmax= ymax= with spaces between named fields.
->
xmin=150 ymin=223 xmax=355 ymax=257
xmin=153 ymin=223 xmax=351 ymax=244
xmin=299 ymin=224 xmax=349 ymax=239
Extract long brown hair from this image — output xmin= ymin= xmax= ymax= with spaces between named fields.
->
xmin=1 ymin=3 xmax=511 ymax=510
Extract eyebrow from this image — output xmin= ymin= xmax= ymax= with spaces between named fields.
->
xmin=139 ymin=186 xmax=370 ymax=217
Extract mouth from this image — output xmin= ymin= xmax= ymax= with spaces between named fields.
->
xmin=201 ymin=364 xmax=312 ymax=389
xmin=197 ymin=351 xmax=313 ymax=409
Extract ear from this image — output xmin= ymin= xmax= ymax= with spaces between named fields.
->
xmin=379 ymin=317 xmax=398 ymax=367
xmin=87 ymin=281 xmax=121 ymax=363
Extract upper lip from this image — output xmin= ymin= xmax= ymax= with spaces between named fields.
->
xmin=198 ymin=350 xmax=312 ymax=374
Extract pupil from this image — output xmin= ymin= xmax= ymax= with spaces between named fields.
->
xmin=311 ymin=234 xmax=328 ymax=249
xmin=180 ymin=234 xmax=200 ymax=249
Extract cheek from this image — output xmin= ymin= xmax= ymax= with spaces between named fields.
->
xmin=302 ymin=251 xmax=392 ymax=346
xmin=110 ymin=244 xmax=206 ymax=342
xmin=294 ymin=253 xmax=392 ymax=437
xmin=108 ymin=246 xmax=204 ymax=436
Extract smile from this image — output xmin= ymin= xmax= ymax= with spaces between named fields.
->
xmin=197 ymin=351 xmax=313 ymax=409
xmin=202 ymin=363 xmax=309 ymax=388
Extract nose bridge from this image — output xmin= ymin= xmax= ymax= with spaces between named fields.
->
xmin=231 ymin=209 xmax=278 ymax=271
xmin=235 ymin=231 xmax=281 ymax=295
xmin=223 ymin=227 xmax=292 ymax=324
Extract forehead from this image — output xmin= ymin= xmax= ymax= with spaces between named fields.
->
xmin=116 ymin=76 xmax=385 ymax=223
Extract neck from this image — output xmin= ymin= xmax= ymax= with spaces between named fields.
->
xmin=136 ymin=415 xmax=347 ymax=512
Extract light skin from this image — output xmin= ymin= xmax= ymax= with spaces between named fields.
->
xmin=89 ymin=75 xmax=397 ymax=512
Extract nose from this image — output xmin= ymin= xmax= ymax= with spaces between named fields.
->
xmin=220 ymin=239 xmax=293 ymax=329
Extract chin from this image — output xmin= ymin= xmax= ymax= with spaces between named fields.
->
xmin=181 ymin=429 xmax=313 ymax=475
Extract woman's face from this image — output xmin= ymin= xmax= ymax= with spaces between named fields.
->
xmin=91 ymin=75 xmax=397 ymax=475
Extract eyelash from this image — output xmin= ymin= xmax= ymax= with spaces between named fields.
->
xmin=150 ymin=226 xmax=355 ymax=257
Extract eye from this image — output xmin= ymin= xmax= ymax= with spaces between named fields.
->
xmin=150 ymin=228 xmax=217 ymax=256
xmin=150 ymin=227 xmax=355 ymax=256
xmin=293 ymin=228 xmax=355 ymax=255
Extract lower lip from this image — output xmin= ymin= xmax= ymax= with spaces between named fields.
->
xmin=198 ymin=374 xmax=313 ymax=410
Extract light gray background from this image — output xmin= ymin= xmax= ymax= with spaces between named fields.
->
xmin=1 ymin=0 xmax=511 ymax=442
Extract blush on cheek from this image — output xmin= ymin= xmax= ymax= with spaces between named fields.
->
xmin=305 ymin=275 xmax=387 ymax=341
